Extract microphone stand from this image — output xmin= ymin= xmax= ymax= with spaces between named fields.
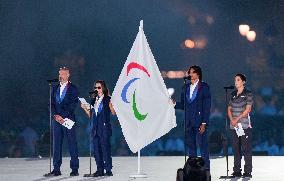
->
xmin=219 ymin=86 xmax=234 ymax=179
xmin=44 ymin=79 xmax=57 ymax=177
xmin=183 ymin=78 xmax=188 ymax=164
xmin=84 ymin=92 xmax=98 ymax=177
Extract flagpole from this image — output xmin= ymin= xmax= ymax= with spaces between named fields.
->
xmin=129 ymin=150 xmax=147 ymax=178
xmin=129 ymin=20 xmax=147 ymax=179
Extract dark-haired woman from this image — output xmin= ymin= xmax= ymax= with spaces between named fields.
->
xmin=81 ymin=80 xmax=116 ymax=177
xmin=228 ymin=74 xmax=253 ymax=178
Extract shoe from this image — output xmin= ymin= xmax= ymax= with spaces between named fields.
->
xmin=231 ymin=171 xmax=242 ymax=177
xmin=70 ymin=170 xmax=79 ymax=176
xmin=93 ymin=171 xmax=104 ymax=177
xmin=243 ymin=172 xmax=252 ymax=178
xmin=105 ymin=171 xmax=113 ymax=176
xmin=43 ymin=170 xmax=61 ymax=177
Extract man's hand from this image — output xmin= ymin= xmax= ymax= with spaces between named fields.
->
xmin=171 ymin=98 xmax=176 ymax=105
xmin=231 ymin=118 xmax=238 ymax=127
xmin=54 ymin=115 xmax=65 ymax=124
xmin=199 ymin=124 xmax=206 ymax=134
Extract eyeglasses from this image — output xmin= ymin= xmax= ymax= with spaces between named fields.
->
xmin=59 ymin=67 xmax=69 ymax=71
xmin=94 ymin=86 xmax=102 ymax=89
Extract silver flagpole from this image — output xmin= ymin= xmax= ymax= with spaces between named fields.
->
xmin=129 ymin=150 xmax=147 ymax=178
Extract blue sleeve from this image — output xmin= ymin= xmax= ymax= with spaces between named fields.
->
xmin=201 ymin=84 xmax=211 ymax=124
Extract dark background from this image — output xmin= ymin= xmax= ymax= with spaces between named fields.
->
xmin=0 ymin=0 xmax=283 ymax=157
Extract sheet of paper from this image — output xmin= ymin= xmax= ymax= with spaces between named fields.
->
xmin=79 ymin=97 xmax=88 ymax=104
xmin=79 ymin=97 xmax=93 ymax=109
xmin=234 ymin=123 xmax=245 ymax=137
xmin=62 ymin=118 xmax=75 ymax=129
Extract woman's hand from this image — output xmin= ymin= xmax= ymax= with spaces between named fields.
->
xmin=231 ymin=118 xmax=239 ymax=127
xmin=81 ymin=103 xmax=89 ymax=110
xmin=109 ymin=100 xmax=116 ymax=115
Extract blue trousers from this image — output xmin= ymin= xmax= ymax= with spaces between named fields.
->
xmin=52 ymin=121 xmax=79 ymax=171
xmin=93 ymin=134 xmax=112 ymax=172
xmin=187 ymin=127 xmax=210 ymax=169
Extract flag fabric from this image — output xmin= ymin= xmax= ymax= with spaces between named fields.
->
xmin=112 ymin=20 xmax=176 ymax=153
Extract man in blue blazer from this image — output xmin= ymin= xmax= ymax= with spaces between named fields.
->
xmin=175 ymin=65 xmax=211 ymax=170
xmin=45 ymin=67 xmax=79 ymax=177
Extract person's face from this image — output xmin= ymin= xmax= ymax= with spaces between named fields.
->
xmin=188 ymin=68 xmax=199 ymax=81
xmin=59 ymin=69 xmax=70 ymax=83
xmin=234 ymin=76 xmax=245 ymax=89
xmin=94 ymin=83 xmax=103 ymax=95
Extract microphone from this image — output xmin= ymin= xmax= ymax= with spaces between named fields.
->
xmin=89 ymin=90 xmax=98 ymax=95
xmin=183 ymin=76 xmax=191 ymax=80
xmin=47 ymin=78 xmax=59 ymax=82
xmin=89 ymin=90 xmax=98 ymax=98
xmin=224 ymin=86 xmax=234 ymax=89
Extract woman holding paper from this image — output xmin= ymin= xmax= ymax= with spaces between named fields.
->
xmin=81 ymin=80 xmax=116 ymax=177
xmin=228 ymin=74 xmax=253 ymax=178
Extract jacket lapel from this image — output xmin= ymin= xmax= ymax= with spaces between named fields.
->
xmin=56 ymin=82 xmax=70 ymax=104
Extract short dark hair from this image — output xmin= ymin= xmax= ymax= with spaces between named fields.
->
xmin=188 ymin=65 xmax=202 ymax=80
xmin=94 ymin=80 xmax=109 ymax=96
xmin=235 ymin=73 xmax=247 ymax=82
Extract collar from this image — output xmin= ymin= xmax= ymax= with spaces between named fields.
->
xmin=60 ymin=81 xmax=68 ymax=87
xmin=191 ymin=79 xmax=199 ymax=87
xmin=233 ymin=87 xmax=248 ymax=97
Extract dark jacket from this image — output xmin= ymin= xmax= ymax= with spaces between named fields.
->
xmin=51 ymin=82 xmax=79 ymax=121
xmin=175 ymin=81 xmax=211 ymax=128
xmin=91 ymin=96 xmax=112 ymax=137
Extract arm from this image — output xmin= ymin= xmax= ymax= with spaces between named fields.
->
xmin=228 ymin=105 xmax=233 ymax=121
xmin=235 ymin=105 xmax=252 ymax=122
xmin=81 ymin=104 xmax=91 ymax=118
xmin=109 ymin=101 xmax=116 ymax=115
xmin=201 ymin=84 xmax=211 ymax=125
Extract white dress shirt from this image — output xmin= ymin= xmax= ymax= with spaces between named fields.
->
xmin=60 ymin=82 xmax=68 ymax=98
xmin=189 ymin=79 xmax=199 ymax=99
xmin=94 ymin=95 xmax=104 ymax=116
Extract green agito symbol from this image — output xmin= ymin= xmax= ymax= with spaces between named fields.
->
xmin=132 ymin=90 xmax=148 ymax=121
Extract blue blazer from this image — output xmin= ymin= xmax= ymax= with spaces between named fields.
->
xmin=91 ymin=96 xmax=112 ymax=138
xmin=51 ymin=82 xmax=79 ymax=121
xmin=175 ymin=81 xmax=211 ymax=128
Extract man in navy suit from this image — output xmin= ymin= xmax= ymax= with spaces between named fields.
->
xmin=175 ymin=65 xmax=211 ymax=170
xmin=45 ymin=67 xmax=79 ymax=177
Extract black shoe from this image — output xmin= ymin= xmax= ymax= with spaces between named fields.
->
xmin=243 ymin=172 xmax=252 ymax=178
xmin=70 ymin=170 xmax=79 ymax=176
xmin=231 ymin=171 xmax=242 ymax=177
xmin=105 ymin=171 xmax=113 ymax=176
xmin=44 ymin=170 xmax=61 ymax=177
xmin=93 ymin=171 xmax=104 ymax=177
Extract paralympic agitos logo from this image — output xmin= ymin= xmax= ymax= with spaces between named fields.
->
xmin=120 ymin=62 xmax=150 ymax=122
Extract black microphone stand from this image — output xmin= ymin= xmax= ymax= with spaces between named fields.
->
xmin=84 ymin=92 xmax=98 ymax=177
xmin=183 ymin=78 xmax=188 ymax=164
xmin=44 ymin=79 xmax=57 ymax=177
xmin=219 ymin=86 xmax=234 ymax=179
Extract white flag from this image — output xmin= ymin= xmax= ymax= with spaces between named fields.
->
xmin=112 ymin=20 xmax=176 ymax=153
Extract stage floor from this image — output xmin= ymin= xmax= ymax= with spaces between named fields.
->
xmin=0 ymin=156 xmax=282 ymax=181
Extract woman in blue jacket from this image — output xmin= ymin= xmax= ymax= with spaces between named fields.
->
xmin=81 ymin=80 xmax=116 ymax=177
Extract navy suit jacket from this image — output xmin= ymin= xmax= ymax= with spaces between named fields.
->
xmin=91 ymin=96 xmax=112 ymax=138
xmin=175 ymin=81 xmax=211 ymax=128
xmin=51 ymin=82 xmax=79 ymax=122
